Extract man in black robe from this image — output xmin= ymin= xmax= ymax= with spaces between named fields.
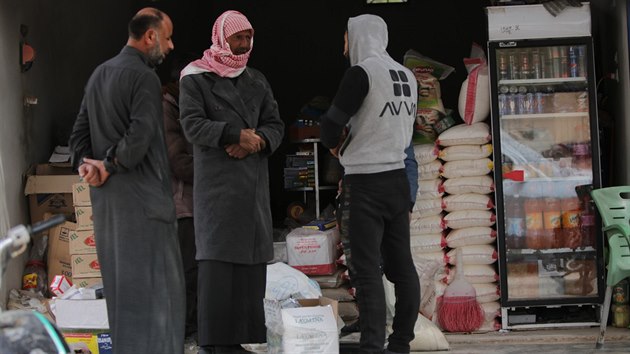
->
xmin=69 ymin=7 xmax=185 ymax=354
xmin=179 ymin=10 xmax=284 ymax=354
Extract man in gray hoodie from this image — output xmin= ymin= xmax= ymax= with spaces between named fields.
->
xmin=320 ymin=14 xmax=420 ymax=354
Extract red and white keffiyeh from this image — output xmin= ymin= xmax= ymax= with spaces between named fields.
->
xmin=181 ymin=10 xmax=253 ymax=78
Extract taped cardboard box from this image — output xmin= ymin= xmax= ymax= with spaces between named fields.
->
xmin=287 ymin=228 xmax=341 ymax=275
xmin=24 ymin=164 xmax=80 ymax=223
xmin=71 ymin=254 xmax=101 ymax=278
xmin=73 ymin=277 xmax=103 ymax=289
xmin=69 ymin=229 xmax=97 ymax=254
xmin=75 ymin=206 xmax=94 ymax=231
xmin=72 ymin=182 xmax=91 ymax=206
xmin=265 ymin=297 xmax=339 ymax=354
xmin=47 ymin=221 xmax=75 ymax=283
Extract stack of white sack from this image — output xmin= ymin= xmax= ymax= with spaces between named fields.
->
xmin=432 ymin=122 xmax=501 ymax=331
xmin=409 ymin=143 xmax=447 ymax=321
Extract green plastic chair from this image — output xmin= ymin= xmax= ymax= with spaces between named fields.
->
xmin=590 ymin=186 xmax=630 ymax=349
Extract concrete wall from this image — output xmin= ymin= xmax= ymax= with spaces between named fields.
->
xmin=0 ymin=0 xmax=132 ymax=307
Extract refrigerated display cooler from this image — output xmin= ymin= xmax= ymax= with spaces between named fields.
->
xmin=486 ymin=3 xmax=605 ymax=329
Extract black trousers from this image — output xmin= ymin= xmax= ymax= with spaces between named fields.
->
xmin=197 ymin=260 xmax=267 ymax=346
xmin=339 ymin=169 xmax=420 ymax=354
xmin=177 ymin=217 xmax=198 ymax=337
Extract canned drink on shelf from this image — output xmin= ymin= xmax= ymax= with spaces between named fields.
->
xmin=551 ymin=47 xmax=561 ymax=78
xmin=531 ymin=48 xmax=542 ymax=79
xmin=559 ymin=46 xmax=569 ymax=78
xmin=508 ymin=49 xmax=519 ymax=80
xmin=519 ymin=49 xmax=530 ymax=80
xmin=498 ymin=51 xmax=509 ymax=81
xmin=577 ymin=46 xmax=587 ymax=77
xmin=568 ymin=46 xmax=578 ymax=78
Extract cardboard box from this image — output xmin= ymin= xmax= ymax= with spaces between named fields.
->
xmin=486 ymin=3 xmax=591 ymax=41
xmin=287 ymin=228 xmax=341 ymax=275
xmin=69 ymin=229 xmax=97 ymax=254
xmin=73 ymin=277 xmax=103 ymax=289
xmin=64 ymin=332 xmax=112 ymax=354
xmin=47 ymin=221 xmax=75 ymax=282
xmin=72 ymin=182 xmax=91 ymax=206
xmin=266 ymin=296 xmax=339 ymax=354
xmin=75 ymin=206 xmax=94 ymax=230
xmin=71 ymin=254 xmax=101 ymax=278
xmin=53 ymin=298 xmax=109 ymax=329
xmin=24 ymin=164 xmax=80 ymax=223
xmin=50 ymin=275 xmax=73 ymax=297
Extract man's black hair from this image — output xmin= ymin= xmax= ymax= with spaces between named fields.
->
xmin=128 ymin=9 xmax=164 ymax=40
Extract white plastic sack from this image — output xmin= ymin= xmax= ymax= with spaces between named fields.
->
xmin=409 ymin=315 xmax=450 ymax=351
xmin=458 ymin=43 xmax=490 ymax=125
xmin=436 ymin=122 xmax=491 ymax=147
xmin=265 ymin=262 xmax=322 ymax=300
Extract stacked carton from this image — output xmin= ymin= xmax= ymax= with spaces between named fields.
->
xmin=70 ymin=182 xmax=102 ymax=288
xmin=23 ymin=164 xmax=80 ymax=286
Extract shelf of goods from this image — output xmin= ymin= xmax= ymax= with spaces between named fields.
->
xmin=488 ymin=29 xmax=604 ymax=329
xmin=284 ymin=138 xmax=337 ymax=219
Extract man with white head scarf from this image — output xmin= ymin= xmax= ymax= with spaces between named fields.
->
xmin=179 ymin=10 xmax=284 ymax=354
xmin=320 ymin=14 xmax=420 ymax=354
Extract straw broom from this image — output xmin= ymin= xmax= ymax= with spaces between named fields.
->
xmin=437 ymin=249 xmax=484 ymax=332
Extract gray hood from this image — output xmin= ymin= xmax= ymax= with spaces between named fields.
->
xmin=347 ymin=14 xmax=389 ymax=66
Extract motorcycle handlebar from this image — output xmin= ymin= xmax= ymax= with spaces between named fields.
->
xmin=30 ymin=214 xmax=66 ymax=235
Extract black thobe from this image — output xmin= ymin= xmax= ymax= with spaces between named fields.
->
xmin=69 ymin=46 xmax=185 ymax=354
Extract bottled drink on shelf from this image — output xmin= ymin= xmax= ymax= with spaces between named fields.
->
xmin=525 ymin=91 xmax=534 ymax=115
xmin=576 ymin=184 xmax=597 ymax=248
xmin=568 ymin=46 xmax=578 ymax=78
xmin=542 ymin=185 xmax=561 ymax=249
xmin=561 ymin=195 xmax=581 ymax=249
xmin=498 ymin=93 xmax=508 ymax=116
xmin=516 ymin=86 xmax=528 ymax=114
xmin=498 ymin=50 xmax=509 ymax=81
xmin=534 ymin=91 xmax=545 ymax=114
xmin=506 ymin=195 xmax=526 ymax=249
xmin=572 ymin=143 xmax=592 ymax=173
xmin=519 ymin=48 xmax=530 ymax=80
xmin=525 ymin=185 xmax=545 ymax=250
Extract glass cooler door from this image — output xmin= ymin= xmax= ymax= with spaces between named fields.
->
xmin=489 ymin=38 xmax=604 ymax=306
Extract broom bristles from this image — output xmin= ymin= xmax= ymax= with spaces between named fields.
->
xmin=437 ymin=296 xmax=484 ymax=333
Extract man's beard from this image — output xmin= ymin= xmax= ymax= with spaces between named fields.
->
xmin=148 ymin=37 xmax=165 ymax=66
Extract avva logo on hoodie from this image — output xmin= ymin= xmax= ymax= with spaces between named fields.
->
xmin=379 ymin=69 xmax=416 ymax=117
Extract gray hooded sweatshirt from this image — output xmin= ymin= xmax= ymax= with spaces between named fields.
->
xmin=337 ymin=14 xmax=417 ymax=175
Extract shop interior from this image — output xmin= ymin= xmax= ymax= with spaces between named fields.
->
xmin=2 ymin=0 xmax=630 ymax=348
